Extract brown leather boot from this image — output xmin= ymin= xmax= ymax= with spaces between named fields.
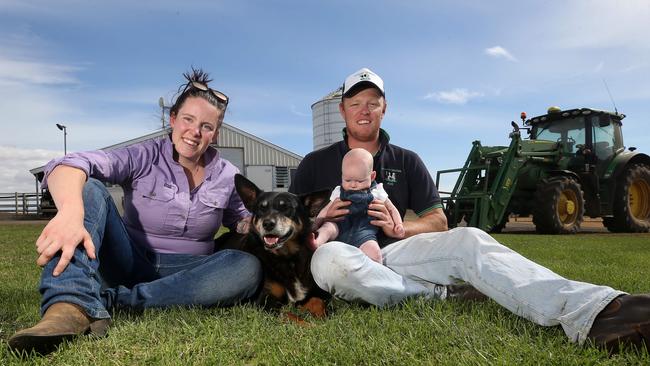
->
xmin=447 ymin=284 xmax=488 ymax=302
xmin=587 ymin=294 xmax=650 ymax=353
xmin=8 ymin=302 xmax=111 ymax=355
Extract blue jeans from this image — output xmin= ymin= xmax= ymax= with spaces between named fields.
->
xmin=39 ymin=179 xmax=262 ymax=319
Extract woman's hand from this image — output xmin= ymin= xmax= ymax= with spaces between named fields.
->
xmin=236 ymin=216 xmax=252 ymax=234
xmin=368 ymin=199 xmax=404 ymax=239
xmin=36 ymin=210 xmax=95 ymax=276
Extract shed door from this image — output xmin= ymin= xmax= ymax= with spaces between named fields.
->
xmin=217 ymin=147 xmax=245 ymax=174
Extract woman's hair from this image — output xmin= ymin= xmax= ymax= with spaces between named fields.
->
xmin=169 ymin=67 xmax=227 ymax=120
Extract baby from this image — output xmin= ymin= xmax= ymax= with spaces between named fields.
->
xmin=314 ymin=148 xmax=404 ymax=263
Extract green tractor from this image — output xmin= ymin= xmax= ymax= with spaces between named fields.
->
xmin=436 ymin=107 xmax=650 ymax=234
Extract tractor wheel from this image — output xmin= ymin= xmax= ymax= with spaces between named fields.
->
xmin=533 ymin=176 xmax=585 ymax=234
xmin=605 ymin=164 xmax=650 ymax=233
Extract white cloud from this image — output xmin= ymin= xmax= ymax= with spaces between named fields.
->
xmin=0 ymin=34 xmax=164 ymax=151
xmin=0 ymin=145 xmax=60 ymax=192
xmin=423 ymin=88 xmax=484 ymax=105
xmin=484 ymin=46 xmax=518 ymax=62
xmin=0 ymin=75 xmax=162 ymax=153
xmin=593 ymin=61 xmax=605 ymax=73
xmin=0 ymin=35 xmax=87 ymax=152
xmin=0 ymin=58 xmax=81 ymax=85
xmin=290 ymin=104 xmax=310 ymax=118
xmin=97 ymin=88 xmax=172 ymax=107
xmin=0 ymin=31 xmax=82 ymax=86
xmin=620 ymin=63 xmax=647 ymax=73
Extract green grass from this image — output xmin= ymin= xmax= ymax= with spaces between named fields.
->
xmin=1 ymin=223 xmax=649 ymax=365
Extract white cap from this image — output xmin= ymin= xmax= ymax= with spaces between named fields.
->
xmin=342 ymin=67 xmax=384 ymax=97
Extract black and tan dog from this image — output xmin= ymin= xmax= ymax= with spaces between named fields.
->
xmin=230 ymin=174 xmax=331 ymax=318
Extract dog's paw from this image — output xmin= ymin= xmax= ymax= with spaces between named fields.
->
xmin=298 ymin=297 xmax=327 ymax=318
xmin=283 ymin=312 xmax=313 ymax=327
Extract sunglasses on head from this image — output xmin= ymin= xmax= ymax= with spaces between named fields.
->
xmin=186 ymin=81 xmax=229 ymax=105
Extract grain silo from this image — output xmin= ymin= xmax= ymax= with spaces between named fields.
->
xmin=311 ymin=87 xmax=345 ymax=151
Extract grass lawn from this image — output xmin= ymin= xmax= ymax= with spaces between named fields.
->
xmin=1 ymin=222 xmax=649 ymax=365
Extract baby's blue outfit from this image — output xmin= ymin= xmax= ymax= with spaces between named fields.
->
xmin=335 ymin=181 xmax=379 ymax=247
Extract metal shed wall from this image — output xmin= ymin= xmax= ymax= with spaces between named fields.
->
xmin=218 ymin=125 xmax=301 ymax=167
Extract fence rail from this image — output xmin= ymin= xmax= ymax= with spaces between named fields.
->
xmin=0 ymin=192 xmax=40 ymax=215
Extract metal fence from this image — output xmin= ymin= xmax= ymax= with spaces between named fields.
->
xmin=0 ymin=192 xmax=40 ymax=215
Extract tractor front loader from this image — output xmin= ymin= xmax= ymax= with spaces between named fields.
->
xmin=437 ymin=107 xmax=650 ymax=234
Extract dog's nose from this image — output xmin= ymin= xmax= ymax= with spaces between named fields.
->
xmin=262 ymin=219 xmax=276 ymax=231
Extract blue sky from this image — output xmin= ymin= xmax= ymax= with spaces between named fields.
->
xmin=1 ymin=0 xmax=649 ymax=192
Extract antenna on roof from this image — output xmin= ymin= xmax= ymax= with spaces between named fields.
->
xmin=602 ymin=79 xmax=618 ymax=115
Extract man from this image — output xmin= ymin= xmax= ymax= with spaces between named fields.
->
xmin=289 ymin=67 xmax=650 ymax=352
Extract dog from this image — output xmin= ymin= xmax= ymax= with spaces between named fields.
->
xmin=230 ymin=174 xmax=331 ymax=318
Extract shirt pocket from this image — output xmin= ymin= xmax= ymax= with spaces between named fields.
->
xmin=195 ymin=186 xmax=229 ymax=232
xmin=138 ymin=179 xmax=175 ymax=202
xmin=131 ymin=178 xmax=177 ymax=234
xmin=198 ymin=187 xmax=228 ymax=209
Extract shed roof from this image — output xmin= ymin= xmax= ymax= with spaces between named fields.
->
xmin=30 ymin=122 xmax=302 ymax=176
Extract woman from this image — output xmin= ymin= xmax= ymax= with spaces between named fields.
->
xmin=9 ymin=68 xmax=262 ymax=354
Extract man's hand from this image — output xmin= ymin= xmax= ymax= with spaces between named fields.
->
xmin=322 ymin=198 xmax=351 ymax=222
xmin=313 ymin=198 xmax=351 ymax=231
xmin=307 ymin=232 xmax=318 ymax=252
xmin=368 ymin=199 xmax=404 ymax=239
xmin=36 ymin=211 xmax=95 ymax=276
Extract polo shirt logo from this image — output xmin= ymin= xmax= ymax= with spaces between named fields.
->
xmin=383 ymin=169 xmax=401 ymax=186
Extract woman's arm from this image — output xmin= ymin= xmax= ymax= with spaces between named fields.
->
xmin=36 ymin=165 xmax=96 ymax=276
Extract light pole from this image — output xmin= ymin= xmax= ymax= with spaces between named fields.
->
xmin=56 ymin=123 xmax=67 ymax=155
xmin=159 ymin=97 xmax=170 ymax=129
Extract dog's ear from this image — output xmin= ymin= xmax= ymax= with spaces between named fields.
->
xmin=300 ymin=189 xmax=332 ymax=218
xmin=235 ymin=174 xmax=262 ymax=211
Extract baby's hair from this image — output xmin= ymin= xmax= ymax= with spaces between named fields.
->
xmin=344 ymin=148 xmax=374 ymax=174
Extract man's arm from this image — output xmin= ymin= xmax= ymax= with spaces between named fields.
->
xmin=369 ymin=203 xmax=447 ymax=239
xmin=402 ymin=208 xmax=448 ymax=237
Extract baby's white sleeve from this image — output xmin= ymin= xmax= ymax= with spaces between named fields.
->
xmin=329 ymin=186 xmax=341 ymax=201
xmin=371 ymin=183 xmax=389 ymax=202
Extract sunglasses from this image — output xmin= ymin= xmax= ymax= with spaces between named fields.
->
xmin=186 ymin=81 xmax=229 ymax=105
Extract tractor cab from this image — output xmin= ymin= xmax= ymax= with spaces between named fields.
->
xmin=526 ymin=107 xmax=625 ymax=176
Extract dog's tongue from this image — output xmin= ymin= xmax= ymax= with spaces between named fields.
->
xmin=264 ymin=235 xmax=279 ymax=246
